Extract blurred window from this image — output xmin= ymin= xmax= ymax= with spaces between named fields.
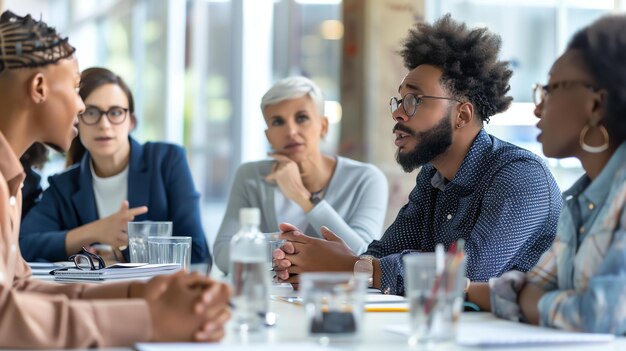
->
xmin=428 ymin=0 xmax=617 ymax=189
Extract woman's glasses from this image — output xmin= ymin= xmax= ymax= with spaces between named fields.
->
xmin=532 ymin=81 xmax=596 ymax=107
xmin=78 ymin=106 xmax=129 ymax=125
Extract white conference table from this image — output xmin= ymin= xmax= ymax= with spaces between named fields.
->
xmin=206 ymin=284 xmax=626 ymax=351
xmin=26 ymin=267 xmax=626 ymax=351
xmin=131 ymin=283 xmax=626 ymax=351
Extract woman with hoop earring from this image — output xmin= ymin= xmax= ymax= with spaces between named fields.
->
xmin=488 ymin=15 xmax=626 ymax=334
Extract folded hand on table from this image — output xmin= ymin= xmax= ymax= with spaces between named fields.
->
xmin=272 ymin=222 xmax=359 ymax=289
xmin=130 ymin=272 xmax=232 ymax=342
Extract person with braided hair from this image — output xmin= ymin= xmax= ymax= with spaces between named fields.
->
xmin=272 ymin=15 xmax=562 ymax=300
xmin=0 ymin=10 xmax=230 ymax=348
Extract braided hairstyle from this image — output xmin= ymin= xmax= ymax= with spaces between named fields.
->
xmin=0 ymin=10 xmax=75 ymax=73
xmin=400 ymin=14 xmax=513 ymax=123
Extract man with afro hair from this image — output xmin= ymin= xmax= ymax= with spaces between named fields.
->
xmin=273 ymin=15 xmax=562 ymax=305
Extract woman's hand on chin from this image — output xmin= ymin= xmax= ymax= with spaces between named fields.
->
xmin=266 ymin=153 xmax=312 ymax=210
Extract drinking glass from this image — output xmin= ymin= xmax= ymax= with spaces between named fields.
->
xmin=127 ymin=221 xmax=172 ymax=263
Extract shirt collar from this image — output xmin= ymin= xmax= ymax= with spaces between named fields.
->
xmin=565 ymin=141 xmax=626 ymax=205
xmin=430 ymin=170 xmax=448 ymax=191
xmin=0 ymin=132 xmax=26 ymax=197
xmin=431 ymin=129 xmax=491 ymax=192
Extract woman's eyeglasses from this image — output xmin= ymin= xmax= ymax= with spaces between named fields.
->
xmin=532 ymin=81 xmax=596 ymax=107
xmin=78 ymin=106 xmax=129 ymax=125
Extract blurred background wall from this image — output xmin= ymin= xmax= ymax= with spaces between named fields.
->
xmin=2 ymin=0 xmax=625 ymax=245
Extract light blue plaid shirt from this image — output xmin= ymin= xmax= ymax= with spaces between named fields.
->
xmin=492 ymin=142 xmax=626 ymax=334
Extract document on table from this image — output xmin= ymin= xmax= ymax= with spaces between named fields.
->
xmin=364 ymin=294 xmax=408 ymax=312
xmin=136 ymin=342 xmax=334 ymax=351
xmin=385 ymin=316 xmax=615 ymax=346
xmin=52 ymin=263 xmax=181 ymax=281
xmin=27 ymin=262 xmax=73 ymax=275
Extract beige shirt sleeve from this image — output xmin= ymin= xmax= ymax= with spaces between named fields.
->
xmin=0 ymin=136 xmax=153 ymax=348
xmin=0 ymin=194 xmax=153 ymax=348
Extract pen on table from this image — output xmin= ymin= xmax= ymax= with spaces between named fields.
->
xmin=366 ymin=307 xmax=409 ymax=313
xmin=272 ymin=296 xmax=407 ymax=312
xmin=272 ymin=296 xmax=302 ymax=304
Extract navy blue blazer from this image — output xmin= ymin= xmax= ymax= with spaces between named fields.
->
xmin=19 ymin=137 xmax=210 ymax=265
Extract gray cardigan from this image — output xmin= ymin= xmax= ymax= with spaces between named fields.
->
xmin=213 ymin=156 xmax=388 ymax=273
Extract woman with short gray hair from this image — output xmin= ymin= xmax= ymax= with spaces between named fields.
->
xmin=214 ymin=76 xmax=388 ymax=274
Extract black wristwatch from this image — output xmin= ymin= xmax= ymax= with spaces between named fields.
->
xmin=310 ymin=192 xmax=324 ymax=205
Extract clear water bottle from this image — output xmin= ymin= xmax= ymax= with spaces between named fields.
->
xmin=230 ymin=208 xmax=270 ymax=332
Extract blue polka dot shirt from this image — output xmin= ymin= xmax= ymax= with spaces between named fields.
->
xmin=365 ymin=129 xmax=562 ymax=295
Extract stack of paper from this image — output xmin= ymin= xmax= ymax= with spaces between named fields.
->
xmin=52 ymin=263 xmax=181 ymax=281
xmin=364 ymin=294 xmax=408 ymax=312
xmin=28 ymin=262 xmax=73 ymax=275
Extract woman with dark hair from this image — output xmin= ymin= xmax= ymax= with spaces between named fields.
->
xmin=489 ymin=14 xmax=626 ymax=333
xmin=19 ymin=142 xmax=48 ymax=218
xmin=19 ymin=67 xmax=210 ymax=266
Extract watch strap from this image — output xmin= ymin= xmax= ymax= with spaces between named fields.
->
xmin=354 ymin=255 xmax=374 ymax=288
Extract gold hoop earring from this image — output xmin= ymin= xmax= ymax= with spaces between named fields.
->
xmin=579 ymin=124 xmax=609 ymax=153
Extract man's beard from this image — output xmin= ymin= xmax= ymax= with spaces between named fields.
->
xmin=394 ymin=114 xmax=453 ymax=173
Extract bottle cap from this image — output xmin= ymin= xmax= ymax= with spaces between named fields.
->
xmin=240 ymin=208 xmax=260 ymax=226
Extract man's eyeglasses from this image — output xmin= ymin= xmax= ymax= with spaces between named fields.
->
xmin=532 ymin=81 xmax=596 ymax=107
xmin=390 ymin=93 xmax=461 ymax=118
xmin=78 ymin=106 xmax=129 ymax=126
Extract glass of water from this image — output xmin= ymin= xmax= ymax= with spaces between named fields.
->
xmin=148 ymin=236 xmax=191 ymax=271
xmin=264 ymin=232 xmax=285 ymax=282
xmin=300 ymin=272 xmax=368 ymax=344
xmin=127 ymin=221 xmax=172 ymax=263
